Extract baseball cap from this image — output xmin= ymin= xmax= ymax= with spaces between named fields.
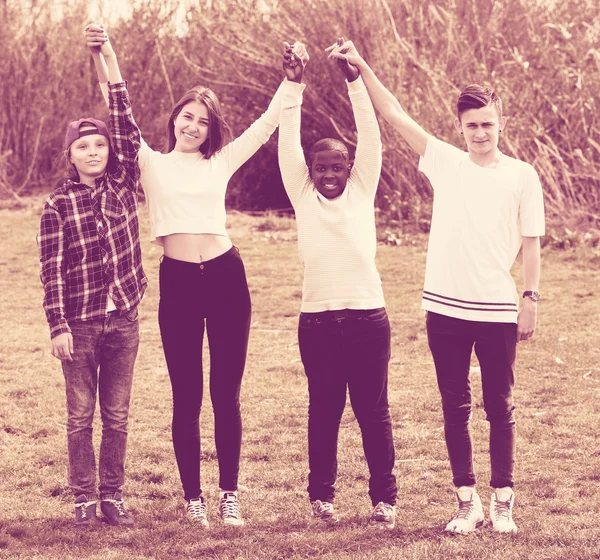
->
xmin=64 ymin=118 xmax=110 ymax=150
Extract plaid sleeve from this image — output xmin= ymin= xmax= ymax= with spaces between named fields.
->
xmin=108 ymin=81 xmax=141 ymax=189
xmin=37 ymin=198 xmax=70 ymax=339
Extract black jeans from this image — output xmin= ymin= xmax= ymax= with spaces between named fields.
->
xmin=426 ymin=311 xmax=517 ymax=489
xmin=298 ymin=308 xmax=397 ymax=506
xmin=158 ymin=247 xmax=251 ymax=500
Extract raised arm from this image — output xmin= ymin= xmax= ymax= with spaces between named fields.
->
xmin=278 ymin=41 xmax=310 ymax=205
xmin=85 ymin=24 xmax=142 ymax=185
xmin=327 ymin=40 xmax=429 ymax=158
xmin=328 ymin=38 xmax=382 ymax=196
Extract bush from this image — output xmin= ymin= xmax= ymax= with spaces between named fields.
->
xmin=1 ymin=0 xmax=598 ymax=229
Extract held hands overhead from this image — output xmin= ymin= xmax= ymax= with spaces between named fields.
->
xmin=282 ymin=37 xmax=361 ymax=83
xmin=84 ymin=23 xmax=114 ymax=57
xmin=327 ymin=37 xmax=359 ymax=82
xmin=282 ymin=41 xmax=309 ymax=83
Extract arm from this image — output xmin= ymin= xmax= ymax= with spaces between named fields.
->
xmin=344 ymin=77 xmax=382 ymax=197
xmin=91 ymin=49 xmax=109 ymax=107
xmin=327 ymin=40 xmax=429 ymax=157
xmin=517 ymin=236 xmax=541 ymax=341
xmin=277 ymin=42 xmax=310 ymax=205
xmin=85 ymin=24 xmax=142 ymax=185
xmin=220 ymin=41 xmax=309 ymax=173
xmin=37 ymin=200 xmax=73 ymax=360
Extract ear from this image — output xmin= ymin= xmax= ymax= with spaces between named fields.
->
xmin=454 ymin=118 xmax=463 ymax=135
xmin=499 ymin=116 xmax=507 ymax=132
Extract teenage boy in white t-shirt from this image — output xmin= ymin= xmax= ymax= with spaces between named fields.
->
xmin=328 ymin=40 xmax=544 ymax=535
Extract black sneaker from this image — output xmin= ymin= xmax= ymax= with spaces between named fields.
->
xmin=100 ymin=492 xmax=134 ymax=527
xmin=74 ymin=495 xmax=99 ymax=527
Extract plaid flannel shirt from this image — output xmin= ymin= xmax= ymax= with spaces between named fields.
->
xmin=37 ymin=82 xmax=147 ymax=339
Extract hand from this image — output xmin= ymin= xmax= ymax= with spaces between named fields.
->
xmin=329 ymin=37 xmax=359 ymax=82
xmin=84 ymin=23 xmax=114 ymax=57
xmin=283 ymin=41 xmax=309 ymax=83
xmin=325 ymin=38 xmax=365 ymax=70
xmin=517 ymin=299 xmax=537 ymax=342
xmin=51 ymin=332 xmax=74 ymax=362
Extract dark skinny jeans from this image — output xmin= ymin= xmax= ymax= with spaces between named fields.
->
xmin=298 ymin=308 xmax=397 ymax=506
xmin=426 ymin=311 xmax=517 ymax=489
xmin=158 ymin=247 xmax=251 ymax=500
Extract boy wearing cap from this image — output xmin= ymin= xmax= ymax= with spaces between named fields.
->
xmin=37 ymin=49 xmax=146 ymax=526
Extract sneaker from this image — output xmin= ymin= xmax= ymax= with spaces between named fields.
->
xmin=186 ymin=497 xmax=209 ymax=528
xmin=219 ymin=492 xmax=244 ymax=527
xmin=490 ymin=487 xmax=517 ymax=533
xmin=369 ymin=502 xmax=396 ymax=529
xmin=310 ymin=499 xmax=337 ymax=522
xmin=444 ymin=486 xmax=484 ymax=534
xmin=74 ymin=495 xmax=99 ymax=526
xmin=100 ymin=492 xmax=134 ymax=527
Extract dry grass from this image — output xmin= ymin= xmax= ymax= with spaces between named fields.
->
xmin=0 ymin=205 xmax=598 ymax=559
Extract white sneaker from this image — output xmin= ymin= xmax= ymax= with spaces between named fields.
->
xmin=186 ymin=497 xmax=209 ymax=528
xmin=368 ymin=502 xmax=396 ymax=530
xmin=490 ymin=487 xmax=517 ymax=533
xmin=219 ymin=492 xmax=244 ymax=526
xmin=445 ymin=486 xmax=484 ymax=534
xmin=311 ymin=500 xmax=338 ymax=522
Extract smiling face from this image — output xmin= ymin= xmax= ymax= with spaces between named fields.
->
xmin=173 ymin=101 xmax=210 ymax=153
xmin=68 ymin=127 xmax=109 ymax=185
xmin=310 ymin=150 xmax=350 ymax=199
xmin=455 ymin=103 xmax=506 ymax=164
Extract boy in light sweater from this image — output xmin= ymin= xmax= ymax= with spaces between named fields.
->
xmin=278 ymin=40 xmax=397 ymax=529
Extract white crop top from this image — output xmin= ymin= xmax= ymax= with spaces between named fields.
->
xmin=136 ymin=81 xmax=285 ymax=245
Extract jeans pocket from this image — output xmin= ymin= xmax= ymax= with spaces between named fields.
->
xmin=124 ymin=306 xmax=139 ymax=322
xmin=299 ymin=313 xmax=320 ymax=329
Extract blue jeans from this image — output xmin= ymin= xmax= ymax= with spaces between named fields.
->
xmin=61 ymin=308 xmax=139 ymax=499
xmin=426 ymin=312 xmax=517 ymax=489
xmin=298 ymin=308 xmax=397 ymax=506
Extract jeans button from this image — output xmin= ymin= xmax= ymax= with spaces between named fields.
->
xmin=200 ymin=264 xmax=205 ymax=270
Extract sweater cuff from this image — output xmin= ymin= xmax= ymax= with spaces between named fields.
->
xmin=347 ymin=75 xmax=366 ymax=95
xmin=282 ymin=80 xmax=306 ymax=107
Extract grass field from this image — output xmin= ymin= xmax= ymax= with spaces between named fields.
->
xmin=0 ymin=203 xmax=599 ymax=560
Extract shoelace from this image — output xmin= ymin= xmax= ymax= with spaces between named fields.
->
xmin=313 ymin=501 xmax=333 ymax=515
xmin=104 ymin=498 xmax=128 ymax=517
xmin=187 ymin=500 xmax=206 ymax=518
xmin=454 ymin=498 xmax=475 ymax=520
xmin=220 ymin=497 xmax=240 ymax=519
xmin=75 ymin=501 xmax=96 ymax=519
xmin=372 ymin=503 xmax=394 ymax=519
xmin=493 ymin=498 xmax=512 ymax=520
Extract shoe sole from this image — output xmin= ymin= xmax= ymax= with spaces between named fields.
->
xmin=445 ymin=519 xmax=484 ymax=534
xmin=222 ymin=519 xmax=244 ymax=527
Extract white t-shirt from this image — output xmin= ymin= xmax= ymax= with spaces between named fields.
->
xmin=418 ymin=136 xmax=545 ymax=323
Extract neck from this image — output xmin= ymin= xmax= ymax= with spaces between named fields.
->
xmin=469 ymin=147 xmax=502 ymax=168
xmin=78 ymin=173 xmax=99 ymax=187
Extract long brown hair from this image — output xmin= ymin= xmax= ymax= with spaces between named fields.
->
xmin=166 ymin=86 xmax=232 ymax=158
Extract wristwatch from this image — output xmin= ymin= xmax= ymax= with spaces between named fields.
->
xmin=522 ymin=290 xmax=540 ymax=302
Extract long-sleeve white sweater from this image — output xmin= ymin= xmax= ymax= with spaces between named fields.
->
xmin=278 ymin=77 xmax=385 ymax=312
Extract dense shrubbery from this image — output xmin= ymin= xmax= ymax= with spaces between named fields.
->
xmin=1 ymin=0 xmax=598 ymax=228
